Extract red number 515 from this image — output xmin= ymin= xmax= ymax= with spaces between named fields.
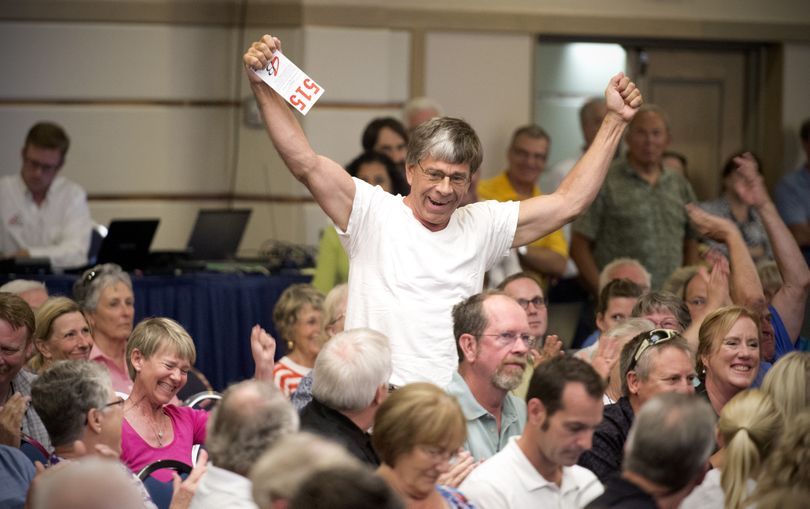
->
xmin=290 ymin=79 xmax=322 ymax=112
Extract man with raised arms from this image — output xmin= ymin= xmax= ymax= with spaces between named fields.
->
xmin=243 ymin=35 xmax=643 ymax=386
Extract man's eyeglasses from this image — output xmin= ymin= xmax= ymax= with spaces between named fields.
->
xmin=23 ymin=156 xmax=60 ymax=174
xmin=417 ymin=161 xmax=469 ymax=187
xmin=516 ymin=296 xmax=545 ymax=310
xmin=628 ymin=329 xmax=679 ymax=372
xmin=102 ymin=398 xmax=125 ymax=409
xmin=479 ymin=331 xmax=536 ymax=349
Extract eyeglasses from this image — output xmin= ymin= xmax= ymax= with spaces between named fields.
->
xmin=23 ymin=156 xmax=60 ymax=173
xmin=103 ymin=398 xmax=125 ymax=409
xmin=628 ymin=329 xmax=679 ymax=372
xmin=479 ymin=331 xmax=536 ymax=349
xmin=417 ymin=161 xmax=469 ymax=187
xmin=516 ymin=296 xmax=545 ymax=310
xmin=418 ymin=445 xmax=456 ymax=463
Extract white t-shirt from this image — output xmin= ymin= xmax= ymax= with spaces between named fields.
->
xmin=460 ymin=436 xmax=604 ymax=509
xmin=0 ymin=174 xmax=91 ymax=269
xmin=340 ymin=178 xmax=519 ymax=386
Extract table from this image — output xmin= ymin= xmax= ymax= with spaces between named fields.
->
xmin=1 ymin=272 xmax=309 ymax=390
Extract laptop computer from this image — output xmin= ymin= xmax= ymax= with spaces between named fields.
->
xmin=96 ymin=219 xmax=159 ymax=271
xmin=186 ymin=209 xmax=251 ymax=261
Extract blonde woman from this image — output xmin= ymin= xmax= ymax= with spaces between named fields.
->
xmin=28 ymin=297 xmax=93 ymax=373
xmin=681 ymin=389 xmax=783 ymax=509
xmin=761 ymin=351 xmax=810 ymax=419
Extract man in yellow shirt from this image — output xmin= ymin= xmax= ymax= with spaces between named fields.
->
xmin=478 ymin=125 xmax=568 ymax=284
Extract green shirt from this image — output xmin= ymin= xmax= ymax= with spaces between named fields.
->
xmin=573 ymin=159 xmax=696 ymax=289
xmin=445 ymin=371 xmax=526 ymax=461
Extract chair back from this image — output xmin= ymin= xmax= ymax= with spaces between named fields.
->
xmin=138 ymin=459 xmax=193 ymax=509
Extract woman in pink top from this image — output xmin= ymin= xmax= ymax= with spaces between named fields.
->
xmin=74 ymin=263 xmax=135 ymax=394
xmin=119 ymin=317 xmax=276 ymax=481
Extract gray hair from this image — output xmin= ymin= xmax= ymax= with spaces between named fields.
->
xmin=31 ymin=360 xmax=111 ymax=447
xmin=250 ymin=432 xmax=362 ymax=508
xmin=0 ymin=279 xmax=46 ymax=294
xmin=599 ymin=258 xmax=652 ymax=293
xmin=206 ymin=379 xmax=299 ymax=476
xmin=402 ymin=96 xmax=442 ymax=121
xmin=624 ymin=392 xmax=715 ymax=491
xmin=405 ymin=117 xmax=483 ymax=174
xmin=632 ymin=291 xmax=691 ymax=331
xmin=620 ymin=331 xmax=693 ymax=398
xmin=32 ymin=457 xmax=143 ymax=509
xmin=73 ymin=263 xmax=132 ymax=312
xmin=311 ymin=328 xmax=392 ymax=412
xmin=323 ymin=283 xmax=348 ymax=335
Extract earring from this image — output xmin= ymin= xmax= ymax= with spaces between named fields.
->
xmin=287 ymin=340 xmax=294 ymax=351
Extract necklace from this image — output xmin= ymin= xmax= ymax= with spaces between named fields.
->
xmin=126 ymin=400 xmax=166 ymax=447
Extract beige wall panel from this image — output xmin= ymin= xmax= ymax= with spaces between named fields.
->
xmin=0 ymin=21 xmax=237 ymax=100
xmin=302 ymin=26 xmax=409 ymax=103
xmin=88 ymin=199 xmax=228 ymax=250
xmin=425 ymin=31 xmax=532 ymax=178
xmin=305 ymin=107 xmax=402 ymax=167
xmin=303 ymin=0 xmax=808 ymax=26
xmin=782 ymin=43 xmax=810 ymax=171
xmin=0 ymin=106 xmax=235 ymax=193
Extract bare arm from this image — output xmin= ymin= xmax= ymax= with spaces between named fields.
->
xmin=735 ymin=153 xmax=810 ymax=340
xmin=243 ymin=35 xmax=355 ymax=230
xmin=571 ymin=232 xmax=600 ymax=295
xmin=512 ymin=73 xmax=642 ymax=247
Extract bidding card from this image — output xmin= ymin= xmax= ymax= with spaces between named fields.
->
xmin=252 ymin=51 xmax=325 ymax=115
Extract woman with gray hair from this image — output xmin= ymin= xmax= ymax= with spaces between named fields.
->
xmin=73 ymin=263 xmax=135 ymax=394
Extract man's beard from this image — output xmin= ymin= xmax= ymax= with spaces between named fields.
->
xmin=491 ymin=358 xmax=526 ymax=391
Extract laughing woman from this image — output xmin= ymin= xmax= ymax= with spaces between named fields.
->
xmin=272 ymin=284 xmax=324 ymax=397
xmin=696 ymin=306 xmax=761 ymax=416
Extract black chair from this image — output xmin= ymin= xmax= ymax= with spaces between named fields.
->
xmin=176 ymin=367 xmax=214 ymax=402
xmin=138 ymin=459 xmax=193 ymax=509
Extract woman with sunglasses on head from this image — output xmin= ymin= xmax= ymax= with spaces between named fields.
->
xmin=73 ymin=263 xmax=135 ymax=394
xmin=28 ymin=296 xmax=94 ymax=374
xmin=696 ymin=306 xmax=760 ymax=416
xmin=373 ymin=383 xmax=474 ymax=509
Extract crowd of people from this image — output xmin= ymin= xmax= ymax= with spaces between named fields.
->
xmin=1 ymin=32 xmax=809 ymax=509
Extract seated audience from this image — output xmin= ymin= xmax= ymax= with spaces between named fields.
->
xmin=74 ymin=263 xmax=135 ymax=394
xmin=774 ymin=118 xmax=810 ymax=265
xmin=190 ymin=380 xmax=299 ymax=509
xmin=374 ymin=383 xmax=474 ymax=508
xmin=0 ymin=292 xmax=50 ymax=450
xmin=747 ymin=409 xmax=810 ymax=507
xmin=0 ymin=444 xmax=35 ymax=509
xmin=761 ymin=350 xmax=810 ymax=419
xmin=28 ymin=296 xmax=93 ymax=373
xmin=578 ymin=328 xmax=696 ymax=481
xmin=461 ymin=355 xmax=605 ymax=509
xmin=445 ymin=291 xmax=530 ymax=461
xmin=312 ymin=153 xmax=407 ymax=294
xmin=30 ymin=360 xmax=157 ymax=506
xmin=272 ymin=284 xmax=324 ymax=397
xmin=0 ymin=121 xmax=92 ymax=270
xmin=585 ymin=392 xmax=715 ymax=509
xmin=698 ymin=151 xmax=773 ymax=263
xmin=250 ymin=432 xmax=362 ymax=509
xmin=0 ymin=279 xmax=48 ymax=310
xmin=291 ymin=283 xmax=348 ymax=410
xmin=299 ymin=328 xmax=391 ymax=466
xmin=587 ymin=317 xmax=655 ymax=405
xmin=289 ymin=466 xmax=404 ymax=509
xmin=681 ymin=389 xmax=782 ymax=509
xmin=697 ymin=306 xmax=760 ymax=416
xmin=478 ymin=124 xmax=568 ymax=282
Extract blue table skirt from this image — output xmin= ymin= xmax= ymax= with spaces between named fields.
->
xmin=2 ymin=272 xmax=309 ymax=390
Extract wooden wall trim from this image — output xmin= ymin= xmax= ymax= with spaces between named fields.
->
xmin=2 ymin=3 xmax=808 ymax=44
xmin=89 ymin=192 xmax=315 ymax=203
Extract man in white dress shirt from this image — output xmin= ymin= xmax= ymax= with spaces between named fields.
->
xmin=460 ymin=355 xmax=605 ymax=509
xmin=0 ymin=122 xmax=91 ymax=270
